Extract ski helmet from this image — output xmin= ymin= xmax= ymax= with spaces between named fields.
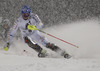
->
xmin=21 ymin=5 xmax=31 ymax=15
xmin=3 ymin=19 xmax=10 ymax=29
xmin=3 ymin=19 xmax=10 ymax=25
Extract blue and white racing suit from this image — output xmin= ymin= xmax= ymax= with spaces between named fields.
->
xmin=8 ymin=13 xmax=49 ymax=46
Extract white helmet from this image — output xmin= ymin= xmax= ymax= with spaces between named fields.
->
xmin=3 ymin=19 xmax=10 ymax=26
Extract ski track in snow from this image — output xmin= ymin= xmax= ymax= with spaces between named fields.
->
xmin=0 ymin=18 xmax=100 ymax=71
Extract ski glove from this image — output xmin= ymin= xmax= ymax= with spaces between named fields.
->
xmin=4 ymin=43 xmax=9 ymax=51
xmin=26 ymin=24 xmax=38 ymax=31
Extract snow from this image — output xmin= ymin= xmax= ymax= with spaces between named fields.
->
xmin=0 ymin=17 xmax=2 ymax=23
xmin=0 ymin=18 xmax=100 ymax=71
xmin=0 ymin=54 xmax=100 ymax=71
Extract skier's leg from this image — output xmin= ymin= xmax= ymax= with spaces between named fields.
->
xmin=32 ymin=31 xmax=71 ymax=58
xmin=46 ymin=42 xmax=71 ymax=58
xmin=24 ymin=36 xmax=47 ymax=57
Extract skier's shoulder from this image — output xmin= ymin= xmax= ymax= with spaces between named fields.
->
xmin=17 ymin=16 xmax=23 ymax=22
xmin=30 ymin=13 xmax=39 ymax=18
xmin=30 ymin=13 xmax=41 ymax=23
xmin=14 ymin=16 xmax=22 ymax=24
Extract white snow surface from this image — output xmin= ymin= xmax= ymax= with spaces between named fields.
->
xmin=0 ymin=18 xmax=100 ymax=71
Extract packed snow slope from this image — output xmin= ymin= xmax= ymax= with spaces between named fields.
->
xmin=0 ymin=18 xmax=100 ymax=71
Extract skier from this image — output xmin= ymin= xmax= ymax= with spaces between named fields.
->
xmin=4 ymin=5 xmax=71 ymax=58
xmin=0 ymin=19 xmax=10 ymax=41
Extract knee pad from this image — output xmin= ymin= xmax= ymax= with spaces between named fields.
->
xmin=24 ymin=36 xmax=35 ymax=47
xmin=24 ymin=36 xmax=30 ymax=43
xmin=24 ymin=36 xmax=42 ymax=52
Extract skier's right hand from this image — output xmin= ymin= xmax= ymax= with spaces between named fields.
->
xmin=4 ymin=43 xmax=10 ymax=51
xmin=27 ymin=25 xmax=38 ymax=31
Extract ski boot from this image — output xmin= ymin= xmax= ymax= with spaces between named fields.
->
xmin=64 ymin=54 xmax=72 ymax=59
xmin=46 ymin=43 xmax=60 ymax=52
xmin=38 ymin=49 xmax=47 ymax=57
xmin=46 ymin=43 xmax=71 ymax=59
xmin=61 ymin=51 xmax=71 ymax=59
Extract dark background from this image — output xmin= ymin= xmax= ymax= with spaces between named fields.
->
xmin=0 ymin=0 xmax=100 ymax=27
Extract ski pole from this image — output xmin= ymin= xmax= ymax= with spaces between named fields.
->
xmin=27 ymin=25 xmax=79 ymax=48
xmin=38 ymin=30 xmax=79 ymax=48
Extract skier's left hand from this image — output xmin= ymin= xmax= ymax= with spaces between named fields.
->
xmin=4 ymin=46 xmax=9 ymax=51
xmin=4 ymin=43 xmax=10 ymax=51
xmin=27 ymin=25 xmax=38 ymax=31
